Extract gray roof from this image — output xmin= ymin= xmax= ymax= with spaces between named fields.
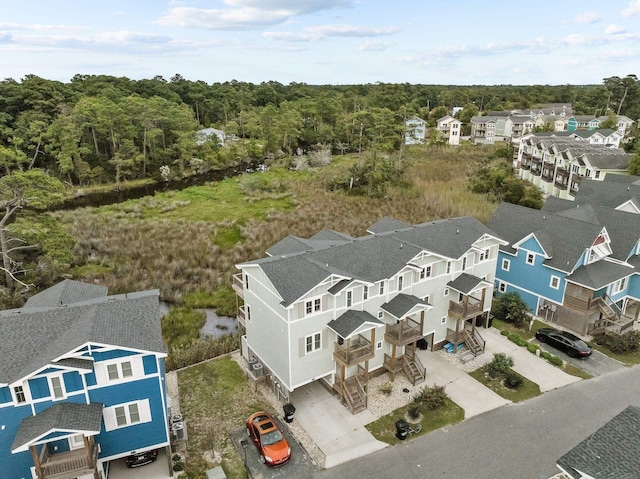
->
xmin=366 ymin=216 xmax=412 ymax=234
xmin=0 ymin=285 xmax=165 ymax=384
xmin=557 ymin=406 xmax=640 ymax=479
xmin=24 ymin=280 xmax=108 ymax=308
xmin=381 ymin=293 xmax=430 ymax=319
xmin=266 ymin=232 xmax=352 ymax=256
xmin=309 ymin=229 xmax=354 ymax=241
xmin=245 ymin=217 xmax=500 ymax=307
xmin=326 ymin=310 xmax=382 ymax=338
xmin=447 ymin=273 xmax=487 ymax=295
xmin=12 ymin=402 xmax=103 ymax=452
xmin=488 ymin=203 xmax=603 ymax=272
xmin=573 ymin=178 xmax=640 ymax=211
xmin=567 ymin=260 xmax=634 ymax=290
xmin=53 ymin=357 xmax=94 ymax=371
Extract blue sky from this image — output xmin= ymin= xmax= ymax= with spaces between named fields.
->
xmin=1 ymin=0 xmax=640 ymax=85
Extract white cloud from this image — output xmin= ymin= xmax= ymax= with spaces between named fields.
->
xmin=621 ymin=0 xmax=640 ymax=17
xmin=156 ymin=0 xmax=354 ymax=30
xmin=574 ymin=11 xmax=601 ymax=24
xmin=358 ymin=40 xmax=391 ymax=51
xmin=605 ymin=24 xmax=626 ymax=35
xmin=263 ymin=24 xmax=398 ymax=42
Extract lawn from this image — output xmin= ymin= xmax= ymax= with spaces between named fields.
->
xmin=177 ymin=355 xmax=272 ymax=478
xmin=365 ymin=399 xmax=464 ymax=446
xmin=468 ymin=366 xmax=541 ymax=402
xmin=491 ymin=318 xmax=547 ymax=340
xmin=590 ymin=343 xmax=640 ymax=366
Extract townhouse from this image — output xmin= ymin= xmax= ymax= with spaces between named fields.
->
xmin=516 ymin=132 xmax=630 ymax=200
xmin=233 ymin=217 xmax=506 ymax=413
xmin=0 ymin=280 xmax=170 ymax=479
xmin=436 ymin=115 xmax=463 ymax=145
xmin=488 ymin=201 xmax=640 ymax=336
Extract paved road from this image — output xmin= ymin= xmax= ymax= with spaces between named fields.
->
xmin=315 ymin=365 xmax=640 ymax=479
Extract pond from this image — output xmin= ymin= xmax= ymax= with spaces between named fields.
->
xmin=159 ymin=302 xmax=238 ymax=339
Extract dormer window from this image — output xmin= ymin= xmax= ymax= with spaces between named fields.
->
xmin=14 ymin=386 xmax=26 ymax=404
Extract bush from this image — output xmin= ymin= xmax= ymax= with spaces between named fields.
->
xmin=491 ymin=292 xmax=531 ymax=328
xmin=407 ymin=403 xmax=422 ymax=420
xmin=503 ymin=370 xmax=523 ymax=389
xmin=488 ymin=353 xmax=514 ymax=379
xmin=594 ymin=331 xmax=640 ymax=354
xmin=166 ymin=333 xmax=241 ymax=371
xmin=548 ymin=356 xmax=563 ymax=367
xmin=527 ymin=343 xmax=540 ymax=354
xmin=414 ymin=384 xmax=448 ymax=410
xmin=540 ymin=351 xmax=552 ymax=361
xmin=378 ymin=382 xmax=393 ymax=396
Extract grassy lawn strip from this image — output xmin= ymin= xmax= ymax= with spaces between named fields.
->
xmin=365 ymin=399 xmax=464 ymax=446
xmin=491 ymin=318 xmax=547 ymax=340
xmin=177 ymin=355 xmax=272 ymax=478
xmin=469 ymin=366 xmax=541 ymax=402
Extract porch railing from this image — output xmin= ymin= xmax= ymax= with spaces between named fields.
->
xmin=385 ymin=318 xmax=423 ymax=346
xmin=39 ymin=443 xmax=98 ymax=479
xmin=232 ymin=273 xmax=244 ymax=297
xmin=448 ymin=299 xmax=484 ymax=320
xmin=333 ymin=337 xmax=374 ymax=367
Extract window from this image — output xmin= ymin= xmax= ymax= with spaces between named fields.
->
xmin=446 ymin=261 xmax=452 ymax=274
xmin=423 ymin=294 xmax=430 ymax=304
xmin=306 ymin=301 xmax=312 ymax=315
xmin=50 ymin=376 xmax=64 ymax=399
xmin=376 ymin=340 xmax=383 ymax=350
xmin=550 ymin=276 xmax=560 ymax=290
xmin=363 ymin=286 xmax=368 ymax=301
xmin=14 ymin=386 xmax=26 ymax=404
xmin=613 ymin=277 xmax=628 ymax=294
xmin=246 ymin=305 xmax=251 ymax=321
xmin=314 ymin=298 xmax=321 ymax=312
xmin=595 ymin=170 xmax=601 ymax=179
xmin=378 ymin=310 xmax=384 ymax=319
xmin=103 ymin=400 xmax=151 ymax=432
xmin=420 ymin=268 xmax=425 ymax=280
xmin=462 ymin=257 xmax=467 ymax=270
xmin=244 ymin=275 xmax=249 ymax=289
xmin=305 ymin=298 xmax=321 ymax=316
xmin=498 ymin=282 xmax=507 ymax=293
xmin=526 ymin=253 xmax=535 ymax=265
xmin=443 ymin=288 xmax=449 ymax=297
xmin=441 ymin=316 xmax=447 ymax=325
xmin=425 ymin=265 xmax=432 ymax=277
xmin=305 ymin=332 xmax=322 ymax=354
xmin=105 ymin=360 xmax=136 ymax=382
xmin=398 ymin=276 xmax=403 ymax=291
xmin=585 ymin=169 xmax=591 ymax=178
xmin=346 ymin=291 xmax=352 ymax=307
xmin=379 ymin=281 xmax=384 ymax=295
xmin=502 ymin=259 xmax=510 ymax=271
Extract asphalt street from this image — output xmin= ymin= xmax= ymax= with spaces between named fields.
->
xmin=315 ymin=365 xmax=640 ymax=479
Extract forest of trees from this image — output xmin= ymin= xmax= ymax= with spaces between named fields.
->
xmin=0 ymin=74 xmax=638 ymax=187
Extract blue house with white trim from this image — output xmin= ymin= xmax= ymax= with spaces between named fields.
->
xmin=488 ymin=201 xmax=640 ymax=336
xmin=0 ymin=280 xmax=170 ymax=479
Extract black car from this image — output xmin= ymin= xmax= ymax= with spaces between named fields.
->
xmin=535 ymin=327 xmax=592 ymax=358
xmin=125 ymin=449 xmax=158 ymax=468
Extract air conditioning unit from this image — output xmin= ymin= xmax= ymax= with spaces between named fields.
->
xmin=171 ymin=413 xmax=183 ymax=424
xmin=252 ymin=362 xmax=264 ymax=378
xmin=172 ymin=421 xmax=185 ymax=441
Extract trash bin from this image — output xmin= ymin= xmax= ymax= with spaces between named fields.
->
xmin=395 ymin=419 xmax=409 ymax=440
xmin=283 ymin=403 xmax=296 ymax=423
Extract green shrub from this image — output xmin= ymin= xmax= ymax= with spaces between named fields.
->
xmin=378 ymin=382 xmax=393 ymax=396
xmin=161 ymin=307 xmax=207 ymax=350
xmin=488 ymin=353 xmax=514 ymax=379
xmin=503 ymin=370 xmax=523 ymax=389
xmin=527 ymin=343 xmax=539 ymax=354
xmin=166 ymin=334 xmax=241 ymax=371
xmin=415 ymin=384 xmax=448 ymax=410
xmin=594 ymin=331 xmax=640 ymax=354
xmin=501 ymin=330 xmax=509 ymax=336
xmin=548 ymin=356 xmax=564 ymax=366
xmin=407 ymin=403 xmax=422 ymax=420
xmin=491 ymin=292 xmax=530 ymax=327
xmin=541 ymin=351 xmax=552 ymax=360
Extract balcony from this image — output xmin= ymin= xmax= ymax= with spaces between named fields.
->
xmin=385 ymin=317 xmax=423 ymax=346
xmin=448 ymin=298 xmax=484 ymax=321
xmin=37 ymin=443 xmax=98 ymax=479
xmin=232 ymin=273 xmax=244 ymax=298
xmin=520 ymin=161 xmax=531 ymax=171
xmin=541 ymin=170 xmax=554 ymax=182
xmin=333 ymin=336 xmax=374 ymax=367
xmin=237 ymin=306 xmax=246 ymax=329
xmin=530 ymin=167 xmax=541 ymax=176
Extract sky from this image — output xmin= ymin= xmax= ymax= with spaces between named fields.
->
xmin=1 ymin=0 xmax=640 ymax=86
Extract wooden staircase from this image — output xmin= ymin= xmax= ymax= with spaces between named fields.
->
xmin=463 ymin=328 xmax=485 ymax=356
xmin=342 ymin=376 xmax=367 ymax=414
xmin=402 ymin=355 xmax=426 ymax=385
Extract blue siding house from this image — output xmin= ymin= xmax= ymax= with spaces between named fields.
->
xmin=488 ymin=201 xmax=640 ymax=336
xmin=0 ymin=280 xmax=169 ymax=479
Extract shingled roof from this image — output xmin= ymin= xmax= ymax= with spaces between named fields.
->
xmin=557 ymin=406 xmax=640 ymax=479
xmin=24 ymin=279 xmax=107 ymax=308
xmin=0 ymin=285 xmax=165 ymax=385
xmin=242 ymin=217 xmax=501 ymax=307
xmin=572 ymin=177 xmax=640 ymax=211
xmin=12 ymin=402 xmax=103 ymax=452
xmin=326 ymin=310 xmax=382 ymax=338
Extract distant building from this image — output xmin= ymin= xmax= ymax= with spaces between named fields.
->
xmin=405 ymin=117 xmax=427 ymax=145
xmin=196 ymin=127 xmax=226 ymax=146
xmin=436 ymin=115 xmax=462 ymax=145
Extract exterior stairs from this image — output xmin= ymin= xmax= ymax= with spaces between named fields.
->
xmin=402 ymin=355 xmax=426 ymax=385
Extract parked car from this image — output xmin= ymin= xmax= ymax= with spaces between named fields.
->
xmin=125 ymin=449 xmax=158 ymax=468
xmin=535 ymin=327 xmax=593 ymax=358
xmin=246 ymin=411 xmax=291 ymax=466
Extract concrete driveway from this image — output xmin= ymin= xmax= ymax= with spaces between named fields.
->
xmin=483 ymin=328 xmax=582 ymax=392
xmin=108 ymin=448 xmax=172 ymax=479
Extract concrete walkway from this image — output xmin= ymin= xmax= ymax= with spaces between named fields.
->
xmin=482 ymin=327 xmax=581 ymax=392
xmin=290 ymin=381 xmax=387 ymax=469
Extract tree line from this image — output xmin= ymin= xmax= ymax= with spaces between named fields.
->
xmin=0 ymin=74 xmax=638 ymax=186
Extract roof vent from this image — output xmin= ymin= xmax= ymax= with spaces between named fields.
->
xmin=326 ymin=263 xmax=329 ymax=268
xmin=400 ymin=243 xmax=403 ymax=249
xmin=456 ymin=229 xmax=459 ymax=234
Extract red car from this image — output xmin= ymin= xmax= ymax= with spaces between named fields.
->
xmin=246 ymin=411 xmax=291 ymax=466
